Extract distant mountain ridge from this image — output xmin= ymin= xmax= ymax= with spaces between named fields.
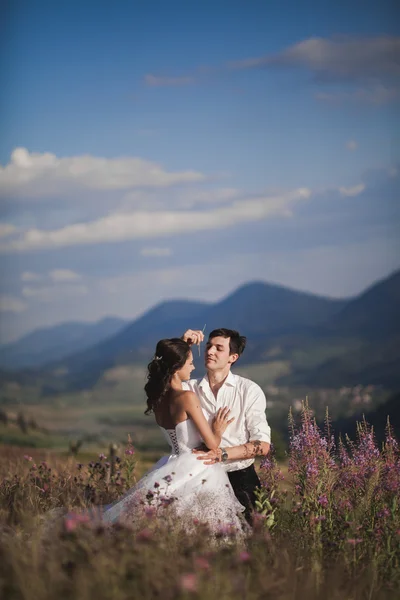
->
xmin=0 ymin=317 xmax=128 ymax=370
xmin=2 ymin=269 xmax=399 ymax=393
xmin=276 ymin=270 xmax=400 ymax=389
xmin=33 ymin=280 xmax=348 ymax=392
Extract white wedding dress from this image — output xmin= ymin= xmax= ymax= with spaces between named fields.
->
xmin=102 ymin=418 xmax=245 ymax=533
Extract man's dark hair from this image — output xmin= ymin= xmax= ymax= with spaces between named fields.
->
xmin=208 ymin=328 xmax=247 ymax=359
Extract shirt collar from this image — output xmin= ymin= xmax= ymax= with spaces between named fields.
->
xmin=199 ymin=371 xmax=237 ymax=389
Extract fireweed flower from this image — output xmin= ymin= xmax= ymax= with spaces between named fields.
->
xmin=238 ymin=551 xmax=251 ymax=563
xmin=136 ymin=528 xmax=153 ymax=542
xmin=124 ymin=434 xmax=136 ymax=456
xmin=260 ymin=444 xmax=284 ymax=492
xmin=144 ymin=506 xmax=156 ymax=519
xmin=180 ymin=573 xmax=198 ymax=593
xmin=194 ymin=556 xmax=210 ymax=571
xmin=347 ymin=538 xmax=363 ymax=546
xmin=288 ymin=403 xmax=336 ymax=501
xmin=318 ymin=494 xmax=329 ymax=508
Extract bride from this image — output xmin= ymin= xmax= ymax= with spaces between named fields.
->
xmin=102 ymin=338 xmax=245 ymax=531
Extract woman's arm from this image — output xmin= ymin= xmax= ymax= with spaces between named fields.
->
xmin=181 ymin=392 xmax=233 ymax=451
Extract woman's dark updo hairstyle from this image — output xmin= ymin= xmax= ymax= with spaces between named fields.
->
xmin=144 ymin=338 xmax=191 ymax=415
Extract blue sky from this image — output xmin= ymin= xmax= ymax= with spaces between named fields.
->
xmin=0 ymin=0 xmax=399 ymax=342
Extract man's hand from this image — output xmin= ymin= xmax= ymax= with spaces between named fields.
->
xmin=192 ymin=448 xmax=222 ymax=465
xmin=182 ymin=329 xmax=205 ymax=346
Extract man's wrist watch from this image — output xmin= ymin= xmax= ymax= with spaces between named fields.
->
xmin=220 ymin=447 xmax=228 ymax=462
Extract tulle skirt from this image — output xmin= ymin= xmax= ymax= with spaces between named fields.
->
xmin=102 ymin=451 xmax=245 ymax=534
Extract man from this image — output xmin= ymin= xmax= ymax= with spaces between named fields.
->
xmin=182 ymin=327 xmax=271 ymax=523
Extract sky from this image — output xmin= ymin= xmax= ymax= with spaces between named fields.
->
xmin=0 ymin=0 xmax=399 ymax=342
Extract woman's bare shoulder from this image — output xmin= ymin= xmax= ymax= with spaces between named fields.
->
xmin=171 ymin=390 xmax=199 ymax=407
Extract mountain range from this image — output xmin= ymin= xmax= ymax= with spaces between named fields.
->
xmin=0 ymin=317 xmax=127 ymax=370
xmin=2 ymin=269 xmax=399 ymax=394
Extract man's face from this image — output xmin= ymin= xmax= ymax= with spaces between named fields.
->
xmin=205 ymin=336 xmax=238 ymax=371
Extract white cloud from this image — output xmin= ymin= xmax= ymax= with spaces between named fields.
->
xmin=145 ymin=74 xmax=195 ymax=87
xmin=346 ymin=140 xmax=358 ymax=151
xmin=229 ymin=36 xmax=400 ymax=83
xmin=0 ymin=295 xmax=27 ymax=313
xmin=140 ymin=247 xmax=173 ymax=257
xmin=0 ymin=188 xmax=311 ymax=252
xmin=0 ymin=223 xmax=17 ymax=238
xmin=120 ymin=187 xmax=240 ymax=211
xmin=140 ymin=36 xmax=400 ymax=105
xmin=339 ymin=183 xmax=365 ymax=197
xmin=175 ymin=187 xmax=240 ymax=208
xmin=315 ymin=84 xmax=400 ymax=106
xmin=22 ymin=284 xmax=88 ymax=303
xmin=49 ymin=269 xmax=81 ymax=282
xmin=0 ymin=148 xmax=206 ymax=199
xmin=21 ymin=271 xmax=42 ymax=282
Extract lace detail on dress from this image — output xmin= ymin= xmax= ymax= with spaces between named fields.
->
xmin=166 ymin=429 xmax=180 ymax=454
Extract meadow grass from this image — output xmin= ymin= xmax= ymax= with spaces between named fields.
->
xmin=0 ymin=401 xmax=399 ymax=599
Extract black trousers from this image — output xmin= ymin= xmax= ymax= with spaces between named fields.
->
xmin=228 ymin=465 xmax=261 ymax=524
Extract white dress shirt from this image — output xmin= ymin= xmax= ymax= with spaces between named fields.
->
xmin=182 ymin=371 xmax=271 ymax=472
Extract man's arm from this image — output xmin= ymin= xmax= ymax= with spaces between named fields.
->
xmin=193 ymin=382 xmax=271 ymax=464
xmin=193 ymin=440 xmax=270 ymax=465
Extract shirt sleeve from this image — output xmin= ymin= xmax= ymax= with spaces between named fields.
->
xmin=245 ymin=383 xmax=271 ymax=444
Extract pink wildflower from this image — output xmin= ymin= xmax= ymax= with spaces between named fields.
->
xmin=238 ymin=551 xmax=251 ymax=563
xmin=347 ymin=538 xmax=363 ymax=546
xmin=136 ymin=528 xmax=153 ymax=542
xmin=23 ymin=455 xmax=32 ymax=461
xmin=144 ymin=507 xmax=156 ymax=519
xmin=194 ymin=556 xmax=210 ymax=571
xmin=64 ymin=515 xmax=78 ymax=532
xmin=180 ymin=573 xmax=198 ymax=593
xmin=318 ymin=494 xmax=329 ymax=508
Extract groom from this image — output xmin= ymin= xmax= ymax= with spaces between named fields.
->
xmin=182 ymin=328 xmax=271 ymax=523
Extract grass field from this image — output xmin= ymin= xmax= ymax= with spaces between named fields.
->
xmin=0 ymin=402 xmax=398 ymax=600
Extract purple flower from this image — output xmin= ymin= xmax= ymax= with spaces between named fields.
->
xmin=238 ymin=551 xmax=251 ymax=563
xmin=144 ymin=506 xmax=156 ymax=519
xmin=194 ymin=556 xmax=210 ymax=571
xmin=318 ymin=494 xmax=329 ymax=508
xmin=347 ymin=538 xmax=363 ymax=546
xmin=136 ymin=528 xmax=153 ymax=542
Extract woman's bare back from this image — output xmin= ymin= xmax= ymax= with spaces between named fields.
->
xmin=153 ymin=389 xmax=189 ymax=429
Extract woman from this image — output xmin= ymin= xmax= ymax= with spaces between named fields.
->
xmin=102 ymin=338 xmax=245 ymax=531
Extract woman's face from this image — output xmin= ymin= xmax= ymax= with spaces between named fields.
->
xmin=177 ymin=351 xmax=195 ymax=381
